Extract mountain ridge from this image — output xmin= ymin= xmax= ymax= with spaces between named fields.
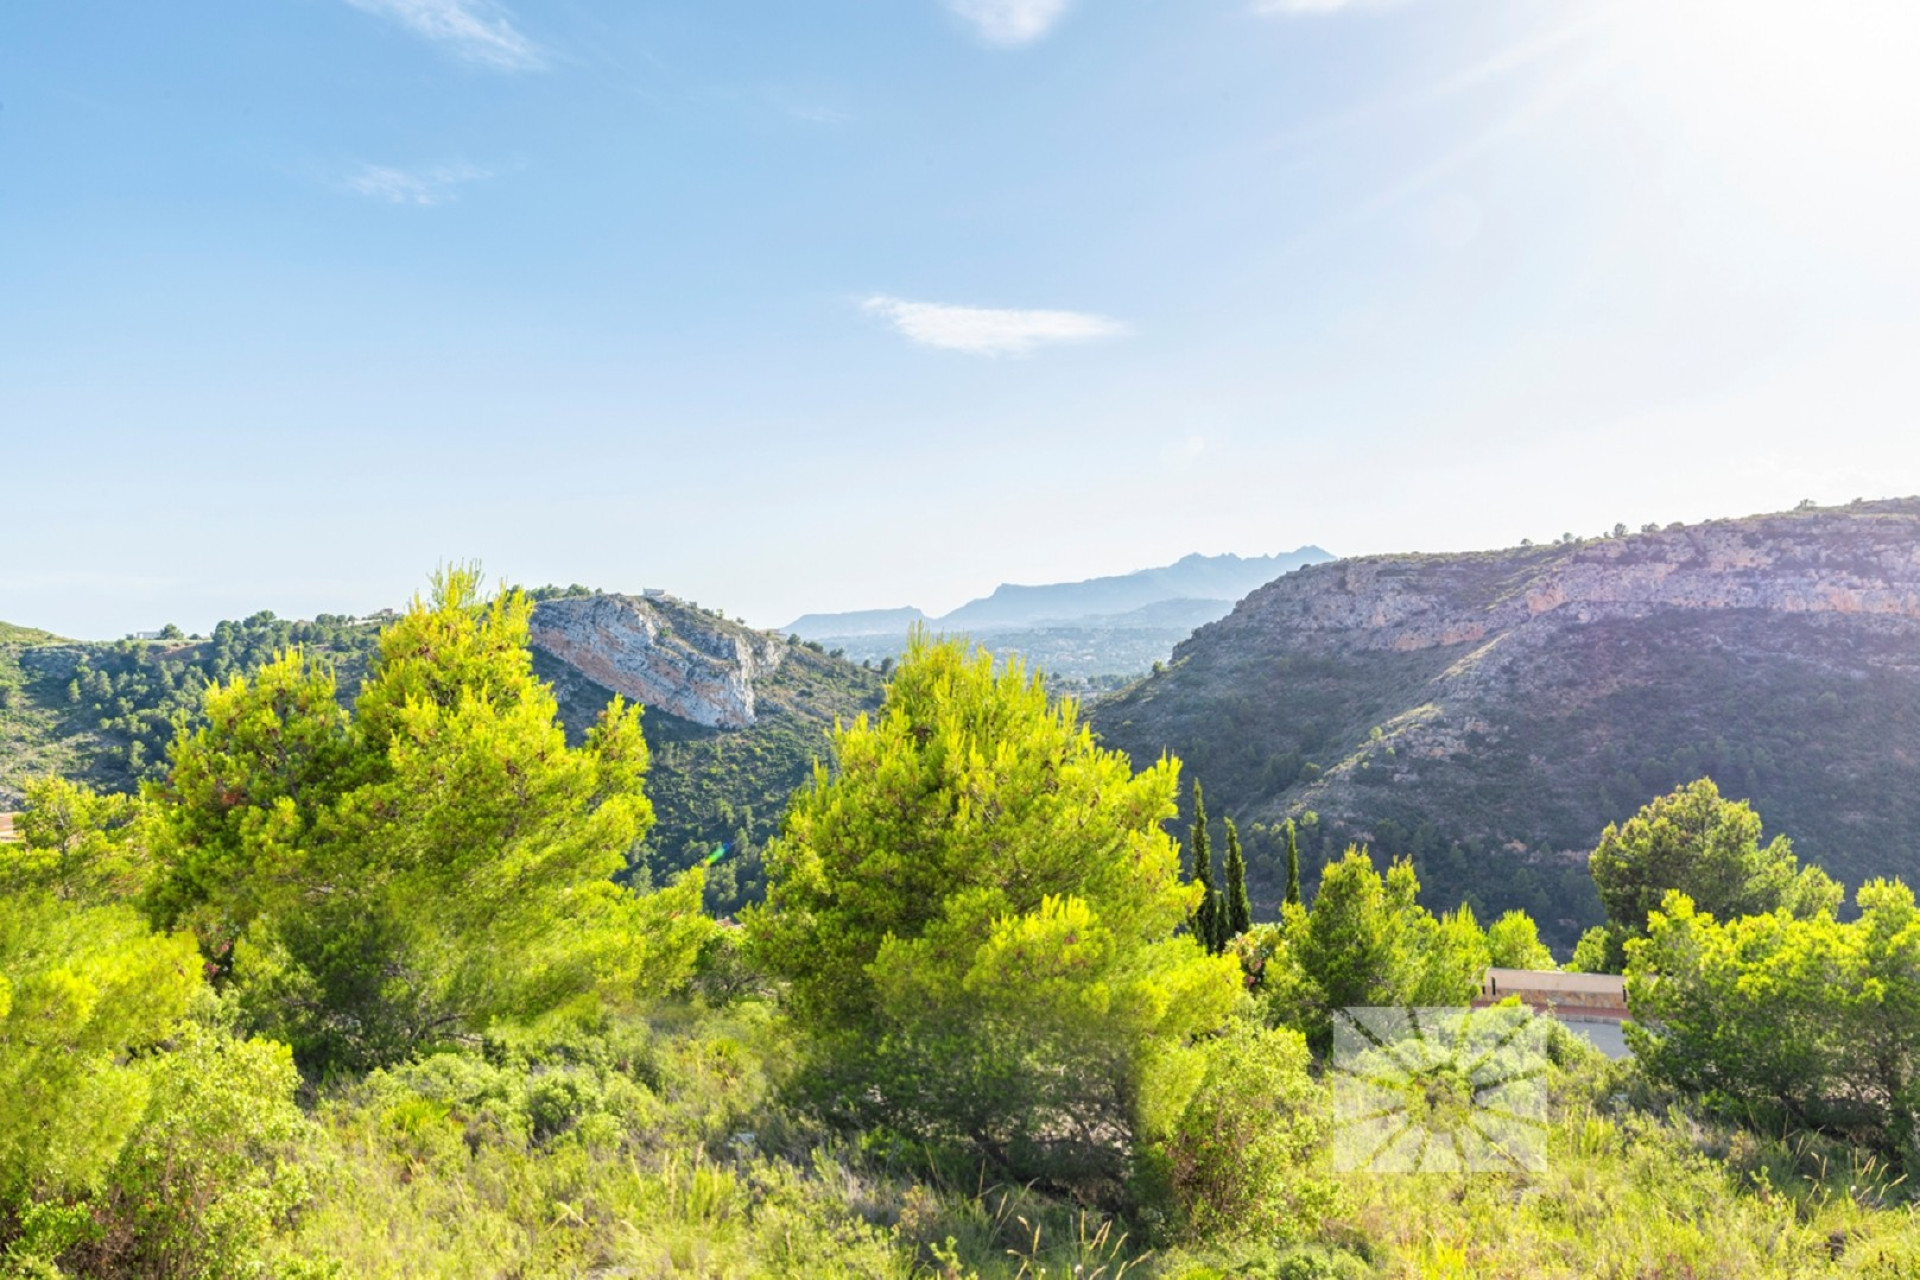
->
xmin=783 ymin=547 xmax=1335 ymax=681
xmin=1088 ymin=498 xmax=1920 ymax=946
xmin=784 ymin=547 xmax=1333 ymax=635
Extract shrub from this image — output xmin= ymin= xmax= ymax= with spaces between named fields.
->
xmin=1148 ymin=1021 xmax=1336 ymax=1245
xmin=80 ymin=1025 xmax=316 ymax=1280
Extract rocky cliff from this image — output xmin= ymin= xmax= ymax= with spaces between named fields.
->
xmin=1090 ymin=499 xmax=1920 ymax=946
xmin=530 ymin=594 xmax=788 ymax=730
xmin=528 ymin=593 xmax=883 ymax=912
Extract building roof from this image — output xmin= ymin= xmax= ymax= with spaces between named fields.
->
xmin=1483 ymin=967 xmax=1625 ymax=997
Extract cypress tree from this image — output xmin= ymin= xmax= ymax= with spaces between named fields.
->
xmin=1223 ymin=817 xmax=1252 ymax=938
xmin=1191 ymin=782 xmax=1218 ymax=952
xmin=1284 ymin=818 xmax=1303 ymax=909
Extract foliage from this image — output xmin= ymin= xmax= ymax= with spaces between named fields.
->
xmin=1262 ymin=849 xmax=1492 ymax=1049
xmin=1143 ymin=1020 xmax=1334 ymax=1244
xmin=1485 ymin=908 xmax=1556 ymax=970
xmin=70 ymin=1023 xmax=317 ymax=1280
xmin=0 ymin=623 xmax=67 ymax=647
xmin=1567 ymin=924 xmax=1615 ymax=974
xmin=550 ymin=634 xmax=884 ymax=915
xmin=1343 ymin=1060 xmax=1920 ymax=1278
xmin=519 ymin=582 xmax=598 ymax=602
xmin=14 ymin=565 xmax=1920 ymax=1274
xmin=139 ymin=651 xmax=358 ymax=949
xmin=0 ymin=614 xmax=383 ymax=799
xmin=3 ymin=777 xmax=146 ymax=906
xmin=1191 ymin=782 xmax=1222 ymax=954
xmin=0 ymin=892 xmax=200 ymax=1208
xmin=1222 ymin=817 xmax=1252 ymax=940
xmin=143 ymin=568 xmax=712 ymax=1073
xmin=1627 ymin=879 xmax=1920 ymax=1165
xmin=1 ymin=592 xmax=884 ymax=922
xmin=1282 ymin=818 xmax=1302 ymax=909
xmin=747 ymin=633 xmax=1242 ymax=1195
xmin=1585 ymin=777 xmax=1842 ymax=971
xmin=275 ymin=1006 xmax=911 ymax=1278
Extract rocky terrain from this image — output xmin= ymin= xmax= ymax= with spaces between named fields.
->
xmin=530 ymin=594 xmax=883 ymax=909
xmin=1090 ymin=499 xmax=1920 ymax=945
xmin=530 ymin=594 xmax=789 ymax=730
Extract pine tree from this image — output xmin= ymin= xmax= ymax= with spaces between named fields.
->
xmin=748 ymin=633 xmax=1243 ymax=1182
xmin=1191 ymin=782 xmax=1219 ymax=952
xmin=1284 ymin=818 xmax=1303 ymax=909
xmin=1223 ymin=817 xmax=1252 ymax=939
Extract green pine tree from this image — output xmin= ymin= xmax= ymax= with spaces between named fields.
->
xmin=1191 ymin=783 xmax=1219 ymax=952
xmin=1284 ymin=818 xmax=1303 ymax=909
xmin=1223 ymin=817 xmax=1252 ymax=939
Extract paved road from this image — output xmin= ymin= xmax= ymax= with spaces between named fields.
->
xmin=1559 ymin=1016 xmax=1630 ymax=1060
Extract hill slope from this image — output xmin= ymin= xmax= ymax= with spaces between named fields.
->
xmin=1089 ymin=500 xmax=1920 ymax=946
xmin=0 ymin=594 xmax=881 ymax=915
xmin=0 ymin=613 xmax=385 ymax=802
xmin=0 ymin=621 xmax=68 ymax=646
xmin=530 ymin=593 xmax=882 ymax=910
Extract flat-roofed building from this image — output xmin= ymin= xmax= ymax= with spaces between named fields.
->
xmin=1474 ymin=967 xmax=1631 ymax=1059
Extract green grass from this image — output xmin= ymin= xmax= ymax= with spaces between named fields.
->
xmin=269 ymin=1005 xmax=1920 ymax=1279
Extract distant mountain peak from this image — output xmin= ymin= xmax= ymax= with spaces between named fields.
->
xmin=786 ymin=547 xmax=1334 ymax=640
xmin=936 ymin=547 xmax=1333 ymax=631
xmin=780 ymin=606 xmax=929 ymax=638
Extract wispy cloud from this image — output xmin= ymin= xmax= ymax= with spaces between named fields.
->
xmin=943 ymin=0 xmax=1072 ymax=47
xmin=343 ymin=0 xmax=543 ymax=70
xmin=768 ymin=91 xmax=853 ymax=126
xmin=783 ymin=103 xmax=853 ymax=126
xmin=864 ymin=296 xmax=1129 ymax=357
xmin=346 ymin=161 xmax=495 ymax=205
xmin=1253 ymin=0 xmax=1410 ymax=14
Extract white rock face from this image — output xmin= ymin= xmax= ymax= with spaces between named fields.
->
xmin=529 ymin=594 xmax=785 ymax=730
xmin=1211 ymin=506 xmax=1920 ymax=657
xmin=1158 ymin=500 xmax=1920 ymax=841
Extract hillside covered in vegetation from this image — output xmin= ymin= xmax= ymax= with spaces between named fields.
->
xmin=5 ymin=575 xmax=1920 ymax=1278
xmin=0 ymin=590 xmax=881 ymax=916
xmin=1091 ymin=499 xmax=1920 ymax=948
xmin=530 ymin=591 xmax=883 ymax=913
xmin=0 ymin=613 xmax=387 ymax=802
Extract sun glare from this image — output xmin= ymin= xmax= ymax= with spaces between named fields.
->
xmin=1607 ymin=0 xmax=1920 ymax=254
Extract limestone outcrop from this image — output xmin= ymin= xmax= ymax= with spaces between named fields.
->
xmin=1212 ymin=506 xmax=1920 ymax=658
xmin=529 ymin=594 xmax=786 ymax=730
xmin=1092 ymin=499 xmax=1920 ymax=945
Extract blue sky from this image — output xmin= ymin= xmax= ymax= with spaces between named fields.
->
xmin=4 ymin=0 xmax=1919 ymax=637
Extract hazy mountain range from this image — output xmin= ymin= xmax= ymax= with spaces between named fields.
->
xmin=783 ymin=548 xmax=1334 ymax=680
xmin=786 ymin=549 xmax=1333 ymax=634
